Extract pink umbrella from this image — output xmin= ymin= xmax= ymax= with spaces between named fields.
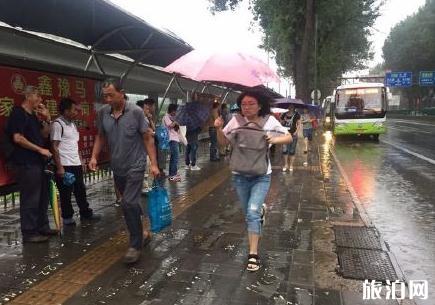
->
xmin=164 ymin=50 xmax=280 ymax=87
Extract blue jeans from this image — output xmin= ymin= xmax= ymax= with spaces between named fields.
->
xmin=232 ymin=174 xmax=271 ymax=235
xmin=169 ymin=140 xmax=179 ymax=176
xmin=185 ymin=142 xmax=198 ymax=166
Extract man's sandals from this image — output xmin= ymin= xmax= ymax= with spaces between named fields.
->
xmin=247 ymin=254 xmax=260 ymax=272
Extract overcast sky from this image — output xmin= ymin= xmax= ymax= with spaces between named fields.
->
xmin=110 ymin=0 xmax=426 ymax=96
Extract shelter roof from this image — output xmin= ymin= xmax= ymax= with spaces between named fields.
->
xmin=0 ymin=0 xmax=192 ymax=67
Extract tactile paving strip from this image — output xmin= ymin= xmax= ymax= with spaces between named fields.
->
xmin=337 ymin=247 xmax=399 ymax=281
xmin=334 ymin=226 xmax=383 ymax=250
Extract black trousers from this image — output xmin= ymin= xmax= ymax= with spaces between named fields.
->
xmin=15 ymin=163 xmax=50 ymax=237
xmin=55 ymin=165 xmax=92 ymax=219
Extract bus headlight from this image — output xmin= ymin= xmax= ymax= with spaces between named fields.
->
xmin=325 ymin=116 xmax=331 ymax=123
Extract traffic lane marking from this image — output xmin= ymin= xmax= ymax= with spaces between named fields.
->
xmin=381 ymin=139 xmax=435 ymax=166
xmin=388 ymin=119 xmax=435 ymax=127
xmin=8 ymin=168 xmax=231 ymax=305
xmin=386 ymin=125 xmax=431 ymax=134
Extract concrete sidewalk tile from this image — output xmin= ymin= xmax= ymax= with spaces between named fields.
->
xmin=341 ymin=290 xmax=399 ymax=305
xmin=314 ymin=288 xmax=343 ymax=305
xmin=292 ymin=249 xmax=314 ymax=265
xmin=289 ymin=263 xmax=314 ymax=287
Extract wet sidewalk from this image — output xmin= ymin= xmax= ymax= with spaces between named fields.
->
xmin=0 ymin=137 xmax=413 ymax=305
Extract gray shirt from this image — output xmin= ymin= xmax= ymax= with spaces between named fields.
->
xmin=97 ymin=103 xmax=148 ymax=176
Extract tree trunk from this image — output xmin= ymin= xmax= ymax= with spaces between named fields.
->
xmin=294 ymin=0 xmax=315 ymax=103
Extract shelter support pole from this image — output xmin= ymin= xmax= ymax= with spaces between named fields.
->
xmin=158 ymin=74 xmax=177 ymax=115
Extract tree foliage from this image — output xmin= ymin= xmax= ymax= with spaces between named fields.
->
xmin=209 ymin=0 xmax=379 ymax=100
xmin=383 ymin=0 xmax=435 ymax=73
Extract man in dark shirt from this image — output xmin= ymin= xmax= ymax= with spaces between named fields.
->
xmin=5 ymin=86 xmax=57 ymax=243
xmin=280 ymin=105 xmax=301 ymax=172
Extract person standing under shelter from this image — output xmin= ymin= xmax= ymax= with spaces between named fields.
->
xmin=281 ymin=105 xmax=301 ymax=172
xmin=163 ymin=104 xmax=181 ymax=182
xmin=50 ymin=98 xmax=101 ymax=225
xmin=185 ymin=126 xmax=201 ymax=171
xmin=5 ymin=86 xmax=57 ymax=242
xmin=214 ymin=91 xmax=292 ymax=272
xmin=208 ymin=101 xmax=220 ymax=161
xmin=137 ymin=98 xmax=159 ymax=192
xmin=89 ymin=79 xmax=159 ymax=264
xmin=301 ymin=108 xmax=313 ymax=158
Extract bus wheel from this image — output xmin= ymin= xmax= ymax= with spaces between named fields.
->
xmin=372 ymin=134 xmax=379 ymax=141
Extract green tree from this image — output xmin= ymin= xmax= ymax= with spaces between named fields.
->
xmin=210 ymin=0 xmax=379 ymax=101
xmin=383 ymin=0 xmax=435 ymax=109
xmin=383 ymin=0 xmax=435 ymax=72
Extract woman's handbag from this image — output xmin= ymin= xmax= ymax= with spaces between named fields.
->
xmin=147 ymin=180 xmax=172 ymax=233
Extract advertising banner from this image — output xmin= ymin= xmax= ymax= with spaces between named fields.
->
xmin=0 ymin=65 xmax=102 ymax=187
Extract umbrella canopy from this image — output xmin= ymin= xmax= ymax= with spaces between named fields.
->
xmin=165 ymin=50 xmax=280 ymax=87
xmin=175 ymin=101 xmax=212 ymax=131
xmin=271 ymin=107 xmax=288 ymax=114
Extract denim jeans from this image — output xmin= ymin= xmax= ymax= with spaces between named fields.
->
xmin=185 ymin=142 xmax=198 ymax=166
xmin=209 ymin=127 xmax=219 ymax=160
xmin=114 ymin=168 xmax=145 ymax=250
xmin=282 ymin=136 xmax=298 ymax=156
xmin=169 ymin=140 xmax=179 ymax=176
xmin=232 ymin=174 xmax=271 ymax=235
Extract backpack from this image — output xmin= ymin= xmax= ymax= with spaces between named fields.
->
xmin=227 ymin=114 xmax=270 ymax=176
xmin=155 ymin=125 xmax=170 ymax=150
xmin=52 ymin=119 xmax=64 ymax=138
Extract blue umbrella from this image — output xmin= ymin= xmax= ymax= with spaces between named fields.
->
xmin=175 ymin=101 xmax=212 ymax=130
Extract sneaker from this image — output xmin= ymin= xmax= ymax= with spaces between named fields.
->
xmin=190 ymin=165 xmax=201 ymax=171
xmin=303 ymin=161 xmax=308 ymax=166
xmin=142 ymin=187 xmax=152 ymax=194
xmin=185 ymin=165 xmax=191 ymax=170
xmin=23 ymin=234 xmax=49 ymax=243
xmin=169 ymin=175 xmax=181 ymax=182
xmin=124 ymin=247 xmax=141 ymax=264
xmin=289 ymin=167 xmax=294 ymax=172
xmin=63 ymin=217 xmax=76 ymax=226
xmin=282 ymin=167 xmax=288 ymax=172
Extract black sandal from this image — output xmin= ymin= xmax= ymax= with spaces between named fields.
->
xmin=247 ymin=254 xmax=260 ymax=272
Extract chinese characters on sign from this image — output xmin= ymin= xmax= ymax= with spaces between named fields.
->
xmin=363 ymin=279 xmax=428 ymax=300
xmin=385 ymin=72 xmax=413 ymax=88
xmin=0 ymin=65 xmax=99 ymax=187
xmin=419 ymin=71 xmax=435 ymax=86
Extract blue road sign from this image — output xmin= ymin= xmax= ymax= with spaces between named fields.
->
xmin=419 ymin=71 xmax=435 ymax=86
xmin=385 ymin=72 xmax=413 ymax=87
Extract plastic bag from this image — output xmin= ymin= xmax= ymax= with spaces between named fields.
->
xmin=147 ymin=180 xmax=172 ymax=233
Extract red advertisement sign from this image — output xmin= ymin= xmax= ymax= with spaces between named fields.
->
xmin=0 ymin=65 xmax=101 ymax=187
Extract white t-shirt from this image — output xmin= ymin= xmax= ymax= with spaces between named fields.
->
xmin=50 ymin=117 xmax=81 ymax=166
xmin=223 ymin=115 xmax=289 ymax=174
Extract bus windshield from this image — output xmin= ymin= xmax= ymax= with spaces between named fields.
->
xmin=336 ymin=87 xmax=385 ymax=118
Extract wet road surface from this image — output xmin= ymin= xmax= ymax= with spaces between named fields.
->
xmin=332 ymin=118 xmax=435 ymax=304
